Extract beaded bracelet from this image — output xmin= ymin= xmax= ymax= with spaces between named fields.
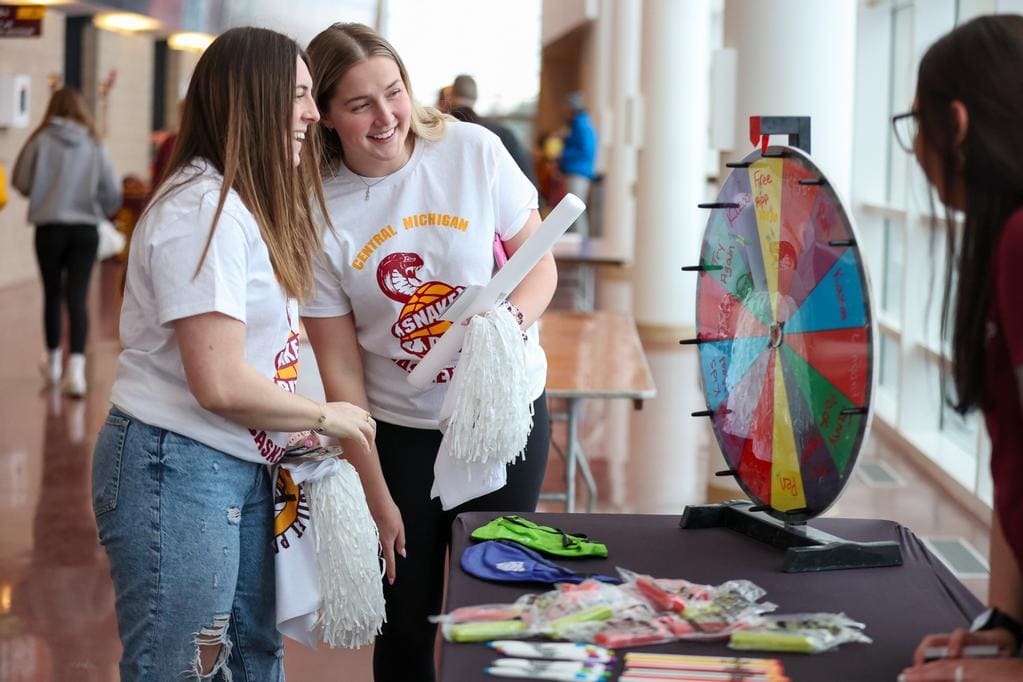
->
xmin=499 ymin=299 xmax=528 ymax=342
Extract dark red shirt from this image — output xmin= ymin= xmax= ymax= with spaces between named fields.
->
xmin=985 ymin=207 xmax=1023 ymax=568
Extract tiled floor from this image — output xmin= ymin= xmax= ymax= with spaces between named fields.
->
xmin=0 ymin=261 xmax=991 ymax=681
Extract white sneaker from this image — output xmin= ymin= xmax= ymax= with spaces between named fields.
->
xmin=40 ymin=348 xmax=63 ymax=387
xmin=67 ymin=399 xmax=86 ymax=443
xmin=62 ymin=353 xmax=87 ymax=398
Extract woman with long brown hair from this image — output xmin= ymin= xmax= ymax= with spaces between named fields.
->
xmin=302 ymin=22 xmax=557 ymax=681
xmin=91 ymin=27 xmax=376 ymax=680
xmin=899 ymin=14 xmax=1023 ymax=682
xmin=13 ymin=87 xmax=121 ymax=396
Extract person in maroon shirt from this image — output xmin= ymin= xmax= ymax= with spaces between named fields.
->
xmin=898 ymin=14 xmax=1023 ymax=682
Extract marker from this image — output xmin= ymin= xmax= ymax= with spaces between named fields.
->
xmin=922 ymin=644 xmax=1000 ymax=661
xmin=489 ymin=641 xmax=615 ymax=663
xmin=624 ymin=653 xmax=782 ymax=669
xmin=621 ymin=653 xmax=788 ymax=681
xmin=485 ymin=666 xmax=607 ymax=681
xmin=491 ymin=658 xmax=609 ymax=675
xmin=620 ymin=675 xmax=787 ymax=682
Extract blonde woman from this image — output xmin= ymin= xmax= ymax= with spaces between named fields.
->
xmin=13 ymin=87 xmax=121 ymax=396
xmin=92 ymin=27 xmax=375 ymax=680
xmin=303 ymin=23 xmax=557 ymax=681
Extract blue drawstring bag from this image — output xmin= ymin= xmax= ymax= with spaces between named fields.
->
xmin=461 ymin=540 xmax=619 ymax=585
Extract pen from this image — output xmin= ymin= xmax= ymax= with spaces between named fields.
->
xmin=922 ymin=645 xmax=1000 ymax=661
xmin=485 ymin=666 xmax=608 ymax=681
xmin=489 ymin=640 xmax=615 ymax=663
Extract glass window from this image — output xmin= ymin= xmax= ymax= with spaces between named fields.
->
xmin=940 ymin=377 xmax=980 ymax=453
xmin=956 ymin=0 xmax=997 ymax=24
xmin=880 ymin=332 xmax=900 ymax=390
xmin=882 ymin=219 xmax=904 ymax=318
xmin=886 ymin=4 xmax=915 ymax=208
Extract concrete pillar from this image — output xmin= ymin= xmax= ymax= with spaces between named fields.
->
xmin=602 ymin=0 xmax=641 ymax=261
xmin=633 ymin=0 xmax=712 ymax=331
xmin=590 ymin=0 xmax=615 ymax=175
xmin=723 ymin=0 xmax=857 ymax=199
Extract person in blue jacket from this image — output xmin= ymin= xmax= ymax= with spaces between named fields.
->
xmin=559 ymin=91 xmax=597 ymax=236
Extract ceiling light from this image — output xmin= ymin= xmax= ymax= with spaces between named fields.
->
xmin=167 ymin=31 xmax=215 ymax=52
xmin=93 ymin=12 xmax=160 ymax=34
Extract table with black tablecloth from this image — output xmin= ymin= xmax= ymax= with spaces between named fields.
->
xmin=440 ymin=512 xmax=983 ymax=682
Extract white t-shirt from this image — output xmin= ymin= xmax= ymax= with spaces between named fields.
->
xmin=111 ymin=162 xmax=298 ymax=464
xmin=301 ymin=122 xmax=546 ymax=429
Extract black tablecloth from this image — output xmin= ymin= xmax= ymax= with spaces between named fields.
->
xmin=440 ymin=512 xmax=983 ymax=682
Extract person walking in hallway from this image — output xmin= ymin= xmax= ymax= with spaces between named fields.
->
xmin=13 ymin=87 xmax=121 ymax=397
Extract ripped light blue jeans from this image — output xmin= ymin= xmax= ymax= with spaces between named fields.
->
xmin=93 ymin=407 xmax=283 ymax=681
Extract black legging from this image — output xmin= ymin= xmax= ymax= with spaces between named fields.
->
xmin=372 ymin=394 xmax=550 ymax=682
xmin=35 ymin=224 xmax=99 ymax=353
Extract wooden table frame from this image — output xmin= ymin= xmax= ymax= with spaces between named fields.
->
xmin=539 ymin=310 xmax=656 ymax=512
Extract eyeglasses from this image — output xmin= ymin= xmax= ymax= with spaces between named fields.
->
xmin=891 ymin=110 xmax=918 ymax=153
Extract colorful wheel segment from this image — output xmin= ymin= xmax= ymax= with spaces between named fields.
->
xmin=696 ymin=146 xmax=874 ymax=524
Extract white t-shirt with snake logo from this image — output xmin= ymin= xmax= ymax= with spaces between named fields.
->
xmin=302 ymin=122 xmax=546 ymax=429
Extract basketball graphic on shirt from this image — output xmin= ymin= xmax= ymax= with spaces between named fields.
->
xmin=273 ymin=468 xmax=309 ymax=553
xmin=273 ymin=328 xmax=300 ymax=392
xmin=378 ymin=252 xmax=464 ymax=358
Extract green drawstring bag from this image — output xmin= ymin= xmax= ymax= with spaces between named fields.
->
xmin=470 ymin=515 xmax=608 ymax=558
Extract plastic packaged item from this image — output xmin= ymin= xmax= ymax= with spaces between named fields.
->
xmin=546 ymin=605 xmax=615 ymax=639
xmin=634 ymin=575 xmax=688 ymax=612
xmin=728 ymin=613 xmax=872 ymax=654
xmin=617 ymin=569 xmax=775 ymax=640
xmin=592 ymin=619 xmax=676 ymax=648
xmin=517 ymin=580 xmax=651 ymax=645
xmin=436 ymin=604 xmax=524 ymax=623
xmin=447 ymin=619 xmax=528 ymax=643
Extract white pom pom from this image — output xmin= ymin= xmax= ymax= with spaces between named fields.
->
xmin=442 ymin=306 xmax=533 ymax=465
xmin=304 ymin=461 xmax=387 ymax=648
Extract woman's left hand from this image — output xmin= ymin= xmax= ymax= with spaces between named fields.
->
xmin=900 ymin=657 xmax=1023 ymax=681
xmin=366 ymin=491 xmax=405 ymax=585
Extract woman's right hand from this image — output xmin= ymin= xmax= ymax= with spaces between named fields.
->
xmin=912 ymin=627 xmax=1018 ymax=666
xmin=320 ymin=401 xmax=376 ymax=451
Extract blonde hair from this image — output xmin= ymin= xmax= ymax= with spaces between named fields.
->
xmin=306 ymin=22 xmax=449 ymax=173
xmin=151 ymin=27 xmax=328 ymax=301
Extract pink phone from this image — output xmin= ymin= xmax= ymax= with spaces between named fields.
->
xmin=493 ymin=234 xmax=509 ymax=269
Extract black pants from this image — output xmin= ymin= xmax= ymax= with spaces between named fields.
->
xmin=372 ymin=394 xmax=550 ymax=682
xmin=34 ymin=224 xmax=98 ymax=353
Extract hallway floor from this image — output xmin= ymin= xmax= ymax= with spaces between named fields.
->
xmin=0 ymin=261 xmax=990 ymax=681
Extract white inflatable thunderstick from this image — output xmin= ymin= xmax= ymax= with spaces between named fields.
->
xmin=406 ymin=194 xmax=585 ymax=390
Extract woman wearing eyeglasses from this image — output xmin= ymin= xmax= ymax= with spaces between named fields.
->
xmin=898 ymin=14 xmax=1023 ymax=682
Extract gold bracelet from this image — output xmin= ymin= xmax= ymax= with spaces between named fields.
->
xmin=313 ymin=412 xmax=328 ymax=434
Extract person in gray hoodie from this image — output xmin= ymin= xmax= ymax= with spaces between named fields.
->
xmin=13 ymin=87 xmax=121 ymax=397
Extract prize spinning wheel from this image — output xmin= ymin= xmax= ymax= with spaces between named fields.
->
xmin=694 ymin=145 xmax=875 ymax=526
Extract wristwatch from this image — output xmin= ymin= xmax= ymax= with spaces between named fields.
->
xmin=970 ymin=607 xmax=1023 ymax=652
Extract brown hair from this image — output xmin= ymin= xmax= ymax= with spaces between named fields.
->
xmin=306 ymin=22 xmax=449 ymax=173
xmin=916 ymin=15 xmax=1023 ymax=413
xmin=151 ymin=26 xmax=328 ymax=301
xmin=23 ymin=87 xmax=98 ymax=143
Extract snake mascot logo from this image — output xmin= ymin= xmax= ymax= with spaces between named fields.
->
xmin=377 ymin=252 xmax=463 ymax=358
